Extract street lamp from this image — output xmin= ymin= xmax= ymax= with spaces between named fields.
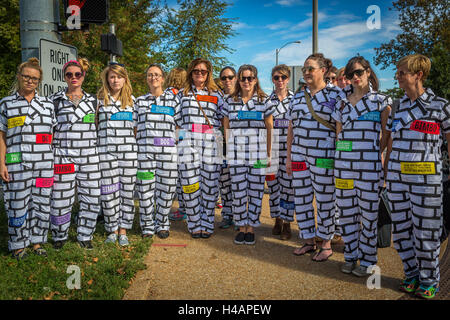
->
xmin=275 ymin=40 xmax=301 ymax=66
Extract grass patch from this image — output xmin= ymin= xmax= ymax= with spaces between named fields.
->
xmin=0 ymin=200 xmax=152 ymax=300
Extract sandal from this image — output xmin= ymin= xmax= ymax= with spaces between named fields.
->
xmin=293 ymin=243 xmax=317 ymax=256
xmin=312 ymin=247 xmax=333 ymax=262
xmin=12 ymin=249 xmax=28 ymax=261
xmin=33 ymin=247 xmax=48 ymax=257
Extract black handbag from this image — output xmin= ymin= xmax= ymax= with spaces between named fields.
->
xmin=377 ymin=187 xmax=392 ymax=248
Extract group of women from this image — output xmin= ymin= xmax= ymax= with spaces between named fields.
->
xmin=1 ymin=52 xmax=448 ymax=299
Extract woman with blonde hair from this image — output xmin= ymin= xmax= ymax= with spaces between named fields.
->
xmin=175 ymin=58 xmax=224 ymax=239
xmin=0 ymin=57 xmax=56 ymax=260
xmin=50 ymin=58 xmax=101 ymax=250
xmin=97 ymin=62 xmax=137 ymax=246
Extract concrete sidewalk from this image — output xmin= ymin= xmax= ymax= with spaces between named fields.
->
xmin=122 ymin=194 xmax=432 ymax=300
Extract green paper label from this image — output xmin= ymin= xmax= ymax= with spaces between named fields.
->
xmin=6 ymin=152 xmax=21 ymax=164
xmin=137 ymin=171 xmax=155 ymax=180
xmin=336 ymin=140 xmax=353 ymax=152
xmin=82 ymin=113 xmax=96 ymax=123
xmin=316 ymin=158 xmax=334 ymax=169
xmin=253 ymin=159 xmax=268 ymax=169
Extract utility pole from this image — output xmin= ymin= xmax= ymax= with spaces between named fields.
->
xmin=20 ymin=0 xmax=61 ymax=62
xmin=109 ymin=24 xmax=117 ymax=63
xmin=312 ymin=0 xmax=318 ymax=54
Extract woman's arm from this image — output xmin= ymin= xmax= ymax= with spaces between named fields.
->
xmin=380 ymin=106 xmax=391 ymax=154
xmin=286 ymin=120 xmax=293 ymax=176
xmin=0 ymin=131 xmax=10 ymax=182
xmin=264 ymin=115 xmax=273 ymax=166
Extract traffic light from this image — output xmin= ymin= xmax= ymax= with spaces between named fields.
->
xmin=101 ymin=33 xmax=123 ymax=57
xmin=64 ymin=0 xmax=109 ymax=25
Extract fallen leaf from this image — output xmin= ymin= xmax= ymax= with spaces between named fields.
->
xmin=92 ymin=257 xmax=98 ymax=263
xmin=87 ymin=279 xmax=93 ymax=285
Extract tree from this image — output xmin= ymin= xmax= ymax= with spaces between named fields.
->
xmin=374 ymin=0 xmax=450 ymax=99
xmin=0 ymin=0 xmax=21 ymax=98
xmin=158 ymin=0 xmax=237 ymax=74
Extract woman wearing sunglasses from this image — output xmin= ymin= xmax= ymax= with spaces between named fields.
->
xmin=332 ymin=56 xmax=391 ymax=277
xmin=286 ymin=53 xmax=340 ymax=261
xmin=0 ymin=58 xmax=56 ymax=260
xmin=50 ymin=58 xmax=101 ymax=250
xmin=135 ymin=64 xmax=179 ymax=239
xmin=266 ymin=64 xmax=294 ymax=240
xmin=222 ymin=64 xmax=274 ymax=245
xmin=97 ymin=63 xmax=136 ymax=246
xmin=385 ymin=54 xmax=450 ymax=299
xmin=175 ymin=58 xmax=223 ymax=239
xmin=217 ymin=66 xmax=237 ymax=230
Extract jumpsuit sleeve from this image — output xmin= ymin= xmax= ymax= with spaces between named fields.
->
xmin=0 ymin=98 xmax=7 ymax=133
xmin=441 ymin=100 xmax=450 ymax=134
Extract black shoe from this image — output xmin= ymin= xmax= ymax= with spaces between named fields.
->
xmin=157 ymin=230 xmax=170 ymax=239
xmin=191 ymin=232 xmax=202 ymax=239
xmin=244 ymin=232 xmax=255 ymax=245
xmin=78 ymin=240 xmax=93 ymax=250
xmin=142 ymin=234 xmax=153 ymax=239
xmin=234 ymin=232 xmax=245 ymax=245
xmin=219 ymin=218 xmax=234 ymax=229
xmin=53 ymin=240 xmax=67 ymax=250
xmin=201 ymin=232 xmax=212 ymax=239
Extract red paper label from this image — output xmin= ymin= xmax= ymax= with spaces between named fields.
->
xmin=36 ymin=134 xmax=52 ymax=144
xmin=196 ymin=95 xmax=218 ymax=104
xmin=410 ymin=120 xmax=440 ymax=135
xmin=292 ymin=162 xmax=308 ymax=171
xmin=54 ymin=163 xmax=75 ymax=174
xmin=36 ymin=177 xmax=54 ymax=188
xmin=192 ymin=123 xmax=213 ymax=134
xmin=266 ymin=174 xmax=276 ymax=181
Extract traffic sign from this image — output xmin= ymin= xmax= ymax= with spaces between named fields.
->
xmin=39 ymin=39 xmax=77 ymax=97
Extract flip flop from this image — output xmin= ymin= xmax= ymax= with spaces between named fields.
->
xmin=293 ymin=243 xmax=317 ymax=256
xmin=312 ymin=247 xmax=333 ymax=262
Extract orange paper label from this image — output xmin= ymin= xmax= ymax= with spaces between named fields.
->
xmin=196 ymin=95 xmax=218 ymax=104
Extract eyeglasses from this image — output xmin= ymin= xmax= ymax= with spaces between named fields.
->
xmin=395 ymin=70 xmax=412 ymax=78
xmin=21 ymin=74 xmax=40 ymax=83
xmin=240 ymin=76 xmax=255 ymax=82
xmin=345 ymin=69 xmax=366 ymax=80
xmin=65 ymin=72 xmax=83 ymax=79
xmin=273 ymin=75 xmax=288 ymax=81
xmin=192 ymin=69 xmax=209 ymax=76
xmin=220 ymin=75 xmax=235 ymax=81
xmin=301 ymin=66 xmax=319 ymax=74
xmin=325 ymin=76 xmax=336 ymax=82
xmin=109 ymin=62 xmax=125 ymax=67
xmin=147 ymin=73 xmax=162 ymax=79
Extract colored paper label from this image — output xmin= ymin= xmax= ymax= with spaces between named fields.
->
xmin=137 ymin=171 xmax=155 ymax=180
xmin=6 ymin=152 xmax=21 ymax=164
xmin=154 ymin=137 xmax=175 ymax=147
xmin=51 ymin=212 xmax=71 ymax=226
xmin=9 ymin=212 xmax=27 ymax=227
xmin=391 ymin=119 xmax=400 ymax=132
xmin=237 ymin=111 xmax=263 ymax=120
xmin=292 ymin=161 xmax=308 ymax=172
xmin=358 ymin=111 xmax=380 ymax=122
xmin=183 ymin=182 xmax=200 ymax=194
xmin=274 ymin=119 xmax=289 ymax=128
xmin=266 ymin=174 xmax=276 ymax=181
xmin=151 ymin=105 xmax=175 ymax=116
xmin=336 ymin=178 xmax=354 ymax=189
xmin=316 ymin=158 xmax=334 ymax=169
xmin=36 ymin=134 xmax=53 ymax=144
xmin=410 ymin=120 xmax=440 ymax=135
xmin=101 ymin=182 xmax=121 ymax=195
xmin=7 ymin=116 xmax=26 ymax=129
xmin=110 ymin=112 xmax=133 ymax=121
xmin=336 ymin=140 xmax=353 ymax=152
xmin=196 ymin=95 xmax=218 ymax=104
xmin=192 ymin=123 xmax=213 ymax=134
xmin=320 ymin=99 xmax=337 ymax=111
xmin=82 ymin=113 xmax=96 ymax=123
xmin=221 ymin=160 xmax=228 ymax=168
xmin=54 ymin=163 xmax=75 ymax=174
xmin=36 ymin=177 xmax=54 ymax=188
xmin=280 ymin=199 xmax=295 ymax=210
xmin=400 ymin=162 xmax=436 ymax=175
xmin=254 ymin=159 xmax=268 ymax=169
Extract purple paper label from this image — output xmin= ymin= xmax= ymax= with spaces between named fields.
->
xmin=101 ymin=182 xmax=121 ymax=195
xmin=320 ymin=98 xmax=337 ymax=111
xmin=154 ymin=137 xmax=175 ymax=147
xmin=51 ymin=212 xmax=71 ymax=226
xmin=274 ymin=119 xmax=289 ymax=128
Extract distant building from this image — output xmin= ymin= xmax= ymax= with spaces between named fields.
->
xmin=288 ymin=65 xmax=304 ymax=93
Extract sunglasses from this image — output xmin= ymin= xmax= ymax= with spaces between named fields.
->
xmin=192 ymin=69 xmax=208 ymax=76
xmin=220 ymin=75 xmax=235 ymax=81
xmin=273 ymin=75 xmax=288 ymax=81
xmin=345 ymin=69 xmax=366 ymax=80
xmin=395 ymin=70 xmax=412 ymax=78
xmin=326 ymin=76 xmax=336 ymax=81
xmin=65 ymin=72 xmax=83 ymax=79
xmin=301 ymin=66 xmax=319 ymax=74
xmin=240 ymin=76 xmax=255 ymax=82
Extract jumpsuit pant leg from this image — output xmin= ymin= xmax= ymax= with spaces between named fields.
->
xmin=200 ymin=162 xmax=220 ymax=233
xmin=247 ymin=166 xmax=266 ymax=228
xmin=137 ymin=154 xmax=156 ymax=235
xmin=117 ymin=152 xmax=138 ymax=230
xmin=278 ymin=160 xmax=295 ymax=222
xmin=99 ymin=150 xmax=120 ymax=233
xmin=154 ymin=153 xmax=177 ymax=232
xmin=292 ymin=167 xmax=315 ymax=240
xmin=219 ymin=162 xmax=233 ymax=219
xmin=266 ymin=168 xmax=281 ymax=219
xmin=336 ymin=185 xmax=360 ymax=262
xmin=230 ymin=165 xmax=249 ymax=227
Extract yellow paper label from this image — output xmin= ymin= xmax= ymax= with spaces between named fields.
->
xmin=400 ymin=162 xmax=436 ymax=175
xmin=183 ymin=182 xmax=200 ymax=194
xmin=335 ymin=178 xmax=354 ymax=190
xmin=7 ymin=116 xmax=26 ymax=129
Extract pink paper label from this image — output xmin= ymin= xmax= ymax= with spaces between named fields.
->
xmin=36 ymin=177 xmax=54 ymax=188
xmin=192 ymin=123 xmax=213 ymax=134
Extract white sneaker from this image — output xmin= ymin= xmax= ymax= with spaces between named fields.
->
xmin=118 ymin=235 xmax=129 ymax=247
xmin=105 ymin=233 xmax=118 ymax=244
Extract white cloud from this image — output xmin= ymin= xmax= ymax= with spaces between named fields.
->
xmin=275 ymin=0 xmax=307 ymax=7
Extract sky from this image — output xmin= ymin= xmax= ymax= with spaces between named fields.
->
xmin=167 ymin=0 xmax=402 ymax=93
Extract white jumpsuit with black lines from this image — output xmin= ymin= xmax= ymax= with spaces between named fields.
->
xmin=97 ymin=96 xmax=137 ymax=232
xmin=221 ymin=94 xmax=275 ymax=228
xmin=332 ymin=85 xmax=392 ymax=267
xmin=135 ymin=89 xmax=179 ymax=235
xmin=288 ymin=86 xmax=341 ymax=240
xmin=219 ymin=94 xmax=233 ymax=220
xmin=50 ymin=91 xmax=101 ymax=242
xmin=386 ymin=88 xmax=450 ymax=287
xmin=0 ymin=92 xmax=55 ymax=251
xmin=265 ymin=90 xmax=295 ymax=222
xmin=175 ymin=87 xmax=223 ymax=234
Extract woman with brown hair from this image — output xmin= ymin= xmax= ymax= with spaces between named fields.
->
xmin=97 ymin=62 xmax=137 ymax=246
xmin=221 ymin=64 xmax=274 ymax=245
xmin=0 ymin=57 xmax=56 ymax=260
xmin=175 ymin=58 xmax=224 ymax=239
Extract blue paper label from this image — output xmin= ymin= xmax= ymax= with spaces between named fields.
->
xmin=358 ymin=111 xmax=380 ymax=122
xmin=391 ymin=119 xmax=400 ymax=132
xmin=237 ymin=111 xmax=263 ymax=120
xmin=280 ymin=199 xmax=295 ymax=210
xmin=9 ymin=212 xmax=28 ymax=227
xmin=110 ymin=112 xmax=133 ymax=121
xmin=151 ymin=105 xmax=175 ymax=116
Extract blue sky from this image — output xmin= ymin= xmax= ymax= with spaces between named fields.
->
xmin=167 ymin=0 xmax=402 ymax=93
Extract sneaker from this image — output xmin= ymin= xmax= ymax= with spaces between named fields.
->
xmin=169 ymin=210 xmax=186 ymax=221
xmin=352 ymin=265 xmax=369 ymax=277
xmin=234 ymin=232 xmax=245 ymax=245
xmin=104 ymin=233 xmax=118 ymax=244
xmin=12 ymin=249 xmax=28 ymax=261
xmin=341 ymin=261 xmax=357 ymax=274
xmin=219 ymin=218 xmax=234 ymax=229
xmin=399 ymin=276 xmax=420 ymax=294
xmin=157 ymin=230 xmax=170 ymax=239
xmin=33 ymin=247 xmax=48 ymax=257
xmin=244 ymin=232 xmax=256 ymax=245
xmin=78 ymin=240 xmax=94 ymax=250
xmin=118 ymin=235 xmax=129 ymax=247
xmin=53 ymin=240 xmax=67 ymax=250
xmin=415 ymin=284 xmax=439 ymax=299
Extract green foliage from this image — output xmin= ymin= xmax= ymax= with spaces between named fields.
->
xmin=158 ymin=0 xmax=237 ymax=74
xmin=379 ymin=87 xmax=404 ymax=100
xmin=425 ymin=43 xmax=450 ymax=100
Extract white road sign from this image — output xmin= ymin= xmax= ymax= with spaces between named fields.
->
xmin=39 ymin=39 xmax=77 ymax=97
